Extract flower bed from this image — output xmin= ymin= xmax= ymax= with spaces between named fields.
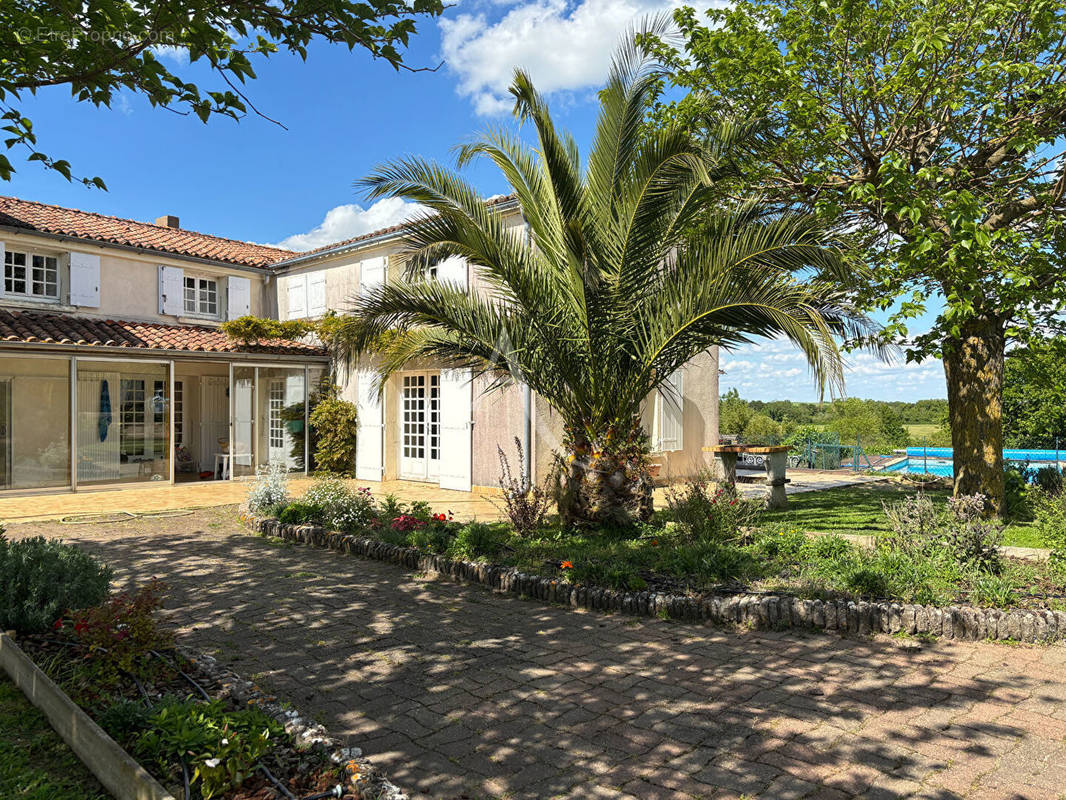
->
xmin=243 ymin=472 xmax=1066 ymax=643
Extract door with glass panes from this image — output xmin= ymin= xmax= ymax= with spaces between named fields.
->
xmin=399 ymin=373 xmax=440 ymax=481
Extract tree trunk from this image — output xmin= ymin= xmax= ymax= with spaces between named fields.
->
xmin=942 ymin=315 xmax=1006 ymax=515
xmin=556 ymin=425 xmax=653 ymax=529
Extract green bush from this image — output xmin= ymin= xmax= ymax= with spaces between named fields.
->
xmin=844 ymin=567 xmax=889 ymax=598
xmin=448 ymin=522 xmax=511 ymax=560
xmin=1003 ymin=465 xmax=1031 ymax=518
xmin=1035 ymin=466 xmax=1064 ymax=496
xmin=277 ymin=502 xmax=322 ymax=525
xmin=664 ymin=474 xmax=761 ymax=543
xmin=0 ymin=534 xmax=112 ymax=633
xmin=1034 ymin=489 xmax=1066 ymax=569
xmin=302 ymin=476 xmax=377 ymax=532
xmin=309 ymin=384 xmax=358 ymax=475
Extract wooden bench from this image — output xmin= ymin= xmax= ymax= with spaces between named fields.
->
xmin=704 ymin=445 xmax=791 ymax=509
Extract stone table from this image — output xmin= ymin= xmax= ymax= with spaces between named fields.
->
xmin=705 ymin=444 xmax=791 ymax=509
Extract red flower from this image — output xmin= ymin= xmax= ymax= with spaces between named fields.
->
xmin=560 ymin=560 xmax=574 ymax=569
xmin=651 ymin=539 xmax=659 ymax=546
xmin=53 ymin=618 xmax=64 ymax=630
xmin=73 ymin=620 xmax=89 ymax=636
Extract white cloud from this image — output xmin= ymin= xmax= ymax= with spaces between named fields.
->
xmin=439 ymin=0 xmax=694 ymax=116
xmin=271 ymin=197 xmax=425 ymax=251
xmin=720 ymin=337 xmax=946 ymax=402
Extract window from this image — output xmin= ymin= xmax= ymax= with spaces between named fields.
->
xmin=183 ymin=275 xmax=218 ymax=316
xmin=151 ymin=380 xmax=167 ymax=457
xmin=5 ymin=249 xmax=58 ymax=299
xmin=120 ymin=379 xmax=146 ymax=457
xmin=173 ymin=381 xmax=184 ymax=445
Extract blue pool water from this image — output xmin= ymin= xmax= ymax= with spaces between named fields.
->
xmin=884 ymin=448 xmax=1065 ymax=478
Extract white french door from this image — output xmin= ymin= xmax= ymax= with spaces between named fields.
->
xmin=267 ymin=378 xmax=288 ymax=466
xmin=399 ymin=373 xmax=440 ymax=481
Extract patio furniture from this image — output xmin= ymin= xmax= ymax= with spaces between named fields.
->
xmin=705 ymin=445 xmax=791 ymax=509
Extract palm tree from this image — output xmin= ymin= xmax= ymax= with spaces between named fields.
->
xmin=339 ymin=21 xmax=882 ymax=528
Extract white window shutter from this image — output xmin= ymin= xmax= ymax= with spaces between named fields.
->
xmin=308 ymin=272 xmax=327 ymax=316
xmin=438 ymin=368 xmax=473 ymax=491
xmin=435 ymin=256 xmax=468 ymax=289
xmin=158 ymin=265 xmax=184 ymax=315
xmin=227 ymin=275 xmax=251 ymax=319
xmin=69 ymin=252 xmax=101 ymax=307
xmin=658 ymin=371 xmax=684 ymax=452
xmin=0 ymin=241 xmax=6 ymax=299
xmin=359 ymin=256 xmax=386 ymax=297
xmin=355 ymin=369 xmax=383 ymax=480
xmin=286 ymin=274 xmax=307 ymax=319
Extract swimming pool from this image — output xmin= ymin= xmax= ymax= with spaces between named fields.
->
xmin=883 ymin=448 xmax=1065 ymax=478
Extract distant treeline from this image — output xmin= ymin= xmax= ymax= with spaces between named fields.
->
xmin=742 ymin=397 xmax=948 ymax=427
xmin=720 ymin=390 xmax=950 ymax=453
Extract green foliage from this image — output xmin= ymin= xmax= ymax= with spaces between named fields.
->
xmin=277 ymin=502 xmax=320 ymax=525
xmin=220 ymin=317 xmax=314 ymax=345
xmin=448 ymin=523 xmax=511 ymax=561
xmin=882 ymin=493 xmax=1003 ymax=574
xmin=664 ymin=474 xmax=761 ymax=543
xmin=1002 ymin=337 xmax=1066 ymax=449
xmin=0 ymin=534 xmax=112 ymax=634
xmin=1034 ymin=489 xmax=1066 ymax=569
xmin=58 ymin=581 xmax=172 ymax=675
xmin=496 ymin=438 xmax=555 ymax=537
xmin=1002 ymin=465 xmax=1031 ymax=519
xmin=1035 ymin=467 xmax=1064 ymax=496
xmin=308 ymin=385 xmax=358 ymax=476
xmin=337 ymin=26 xmax=878 ymax=527
xmin=1 ymin=1 xmax=443 ymax=185
xmin=301 ymin=476 xmax=376 ymax=532
xmin=133 ymin=698 xmax=282 ymax=800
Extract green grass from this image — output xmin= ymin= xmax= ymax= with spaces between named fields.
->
xmin=0 ymin=677 xmax=110 ymax=800
xmin=904 ymin=423 xmax=942 ymax=439
xmin=760 ymin=482 xmax=1045 ymax=548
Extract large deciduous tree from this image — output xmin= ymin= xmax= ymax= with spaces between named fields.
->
xmin=0 ymin=0 xmax=443 ymax=186
xmin=338 ymin=25 xmax=880 ymax=529
xmin=642 ymin=0 xmax=1066 ymax=513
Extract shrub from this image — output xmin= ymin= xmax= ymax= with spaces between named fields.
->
xmin=1034 ymin=489 xmax=1066 ymax=569
xmin=308 ymin=384 xmax=358 ymax=475
xmin=59 ymin=580 xmax=172 ymax=674
xmin=881 ymin=492 xmax=1002 ymax=573
xmin=302 ymin=476 xmax=376 ymax=532
xmin=665 ymin=474 xmax=761 ymax=543
xmin=1003 ymin=464 xmax=1031 ymax=518
xmin=448 ymin=523 xmax=511 ymax=560
xmin=0 ymin=534 xmax=112 ymax=633
xmin=277 ymin=502 xmax=322 ymax=525
xmin=247 ymin=463 xmax=289 ymax=513
xmin=133 ymin=698 xmax=282 ymax=800
xmin=496 ymin=438 xmax=555 ymax=537
xmin=845 ymin=567 xmax=889 ymax=598
xmin=1035 ymin=466 xmax=1064 ymax=496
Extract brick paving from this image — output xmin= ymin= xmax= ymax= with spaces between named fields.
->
xmin=12 ymin=507 xmax=1066 ymax=799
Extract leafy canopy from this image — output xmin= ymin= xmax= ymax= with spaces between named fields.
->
xmin=338 ymin=19 xmax=881 ymax=449
xmin=0 ymin=0 xmax=443 ymax=186
xmin=642 ymin=0 xmax=1066 ymax=359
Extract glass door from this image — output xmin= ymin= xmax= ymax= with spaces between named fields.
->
xmin=400 ymin=373 xmax=441 ymax=481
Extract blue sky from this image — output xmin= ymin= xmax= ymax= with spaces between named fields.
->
xmin=5 ymin=0 xmax=946 ymax=403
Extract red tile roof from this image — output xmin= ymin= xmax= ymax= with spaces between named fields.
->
xmin=0 ymin=308 xmax=325 ymax=356
xmin=0 ymin=196 xmax=295 ymax=268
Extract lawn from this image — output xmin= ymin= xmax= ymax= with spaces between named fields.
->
xmin=760 ymin=481 xmax=1045 ymax=548
xmin=0 ymin=677 xmax=110 ymax=800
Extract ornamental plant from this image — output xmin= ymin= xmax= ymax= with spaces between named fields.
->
xmin=0 ymin=532 xmax=112 ymax=633
xmin=308 ymin=384 xmax=359 ymax=475
xmin=335 ymin=19 xmax=879 ymax=530
xmin=133 ymin=698 xmax=282 ymax=800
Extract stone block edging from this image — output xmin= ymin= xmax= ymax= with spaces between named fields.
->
xmin=250 ymin=516 xmax=1066 ymax=644
xmin=0 ymin=632 xmax=176 ymax=800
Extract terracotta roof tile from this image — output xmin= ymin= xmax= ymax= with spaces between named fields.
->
xmin=0 ymin=308 xmax=325 ymax=356
xmin=0 ymin=196 xmax=295 ymax=268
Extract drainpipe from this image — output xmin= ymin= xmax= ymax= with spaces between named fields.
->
xmin=522 ymin=213 xmax=533 ymax=491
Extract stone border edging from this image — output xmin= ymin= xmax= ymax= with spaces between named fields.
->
xmin=250 ymin=516 xmax=1066 ymax=644
xmin=0 ymin=632 xmax=176 ymax=800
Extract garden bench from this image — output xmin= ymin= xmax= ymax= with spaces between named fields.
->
xmin=704 ymin=445 xmax=791 ymax=509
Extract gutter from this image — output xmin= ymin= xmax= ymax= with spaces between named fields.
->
xmin=0 ymin=339 xmax=330 ymax=363
xmin=0 ymin=225 xmax=275 ymax=275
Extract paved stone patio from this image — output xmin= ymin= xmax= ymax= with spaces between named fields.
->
xmin=11 ymin=507 xmax=1066 ymax=799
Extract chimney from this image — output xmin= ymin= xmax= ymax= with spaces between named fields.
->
xmin=155 ymin=214 xmax=180 ymax=229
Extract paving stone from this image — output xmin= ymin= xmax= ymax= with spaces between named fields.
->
xmin=14 ymin=507 xmax=1066 ymax=800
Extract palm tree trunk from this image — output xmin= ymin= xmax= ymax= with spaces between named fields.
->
xmin=943 ymin=315 xmax=1005 ymax=515
xmin=558 ymin=425 xmax=653 ymax=529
